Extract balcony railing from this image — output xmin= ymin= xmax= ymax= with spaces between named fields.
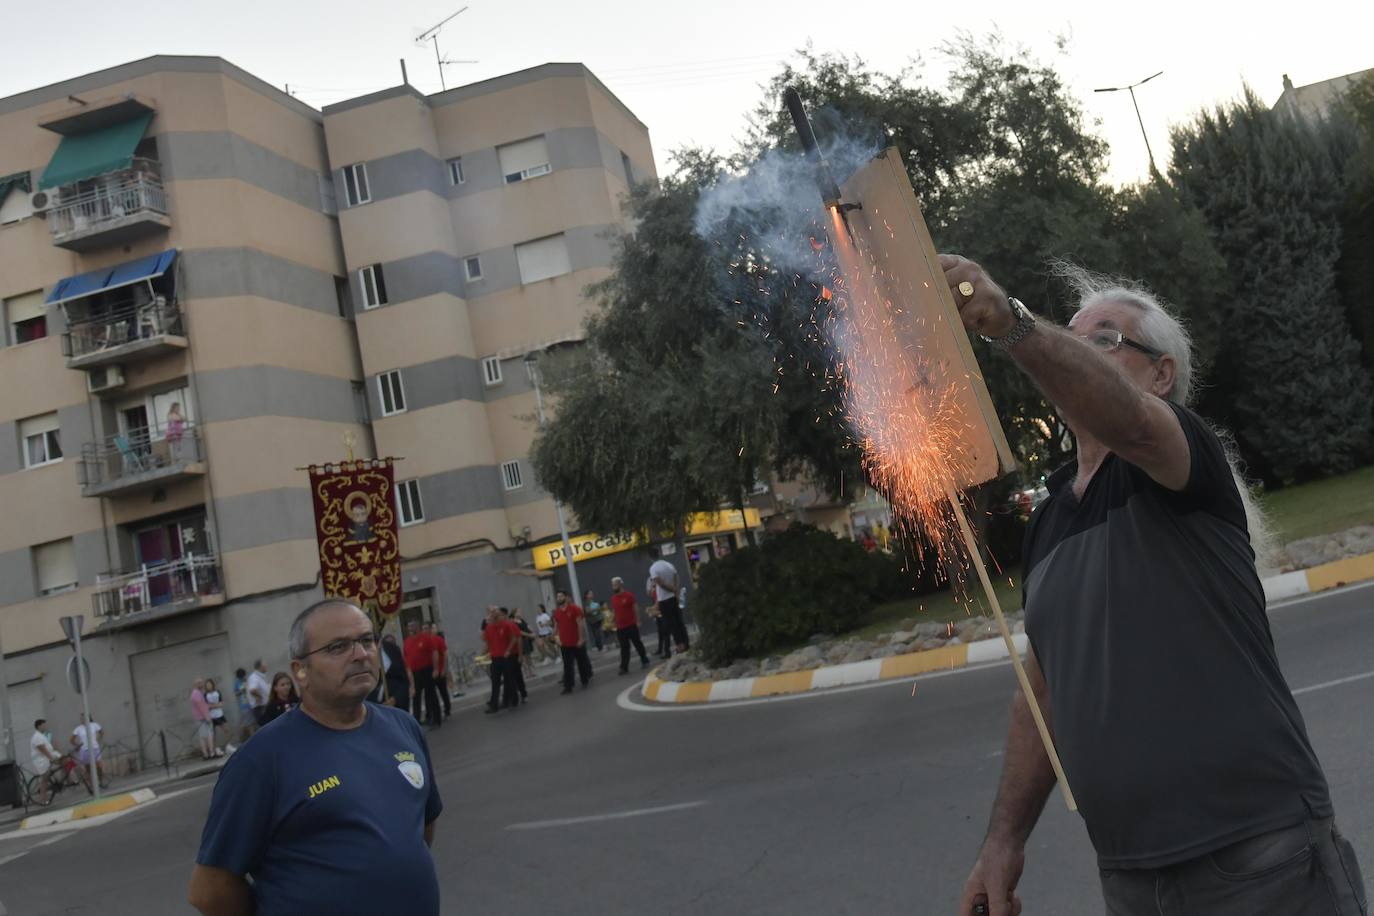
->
xmin=93 ymin=553 xmax=223 ymax=623
xmin=48 ymin=159 xmax=171 ymax=251
xmin=79 ymin=422 xmax=205 ymax=497
xmin=64 ymin=295 xmax=185 ymax=368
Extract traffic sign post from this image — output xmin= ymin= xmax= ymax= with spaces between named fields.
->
xmin=60 ymin=616 xmax=100 ymax=801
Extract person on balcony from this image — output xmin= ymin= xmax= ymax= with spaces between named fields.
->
xmin=166 ymin=402 xmax=186 ymax=462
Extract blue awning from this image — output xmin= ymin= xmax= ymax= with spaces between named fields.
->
xmin=46 ymin=249 xmax=177 ymax=306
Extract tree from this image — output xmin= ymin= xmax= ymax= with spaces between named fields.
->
xmin=1170 ymin=89 xmax=1374 ymax=483
xmin=529 ymin=154 xmax=861 ymax=543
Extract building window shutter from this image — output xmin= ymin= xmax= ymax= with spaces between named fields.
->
xmin=515 ymin=234 xmax=571 ymax=284
xmin=35 ymin=538 xmax=78 ymax=595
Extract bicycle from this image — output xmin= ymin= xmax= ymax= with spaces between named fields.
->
xmin=23 ymin=754 xmax=93 ymax=807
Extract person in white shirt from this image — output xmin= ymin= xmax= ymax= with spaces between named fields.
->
xmin=30 ymin=719 xmax=58 ymax=805
xmin=534 ymin=604 xmax=558 ymax=664
xmin=246 ymin=659 xmax=271 ymax=726
xmin=71 ymin=713 xmax=105 ymax=788
xmin=647 ymin=548 xmax=689 ymax=655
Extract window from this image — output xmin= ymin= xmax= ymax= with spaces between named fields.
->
xmin=501 ymin=460 xmax=523 ymax=490
xmin=20 ymin=413 xmax=62 ymax=468
xmin=318 ymin=173 xmax=338 ymax=216
xmin=359 ymin=264 xmax=388 ymax=309
xmin=396 ymin=479 xmax=424 ymax=526
xmin=515 ymin=234 xmax=572 ymax=284
xmin=34 ymin=538 xmax=78 ymax=596
xmin=351 ymin=381 xmax=370 ymax=424
xmin=497 ymin=136 xmax=551 ymax=184
xmin=482 ymin=356 xmax=503 ymax=386
xmin=377 ymin=370 xmax=406 ymax=416
xmin=464 ymin=256 xmax=482 ymax=282
xmin=342 ymin=162 xmax=371 ymax=206
xmin=334 ymin=276 xmax=351 ymax=317
xmin=0 ymin=183 xmax=33 ymax=224
xmin=621 ymin=151 xmax=635 ymax=188
xmin=447 ymin=157 xmax=465 ymax=185
xmin=5 ymin=290 xmax=47 ymax=345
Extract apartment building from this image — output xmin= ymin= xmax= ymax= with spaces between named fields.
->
xmin=0 ymin=55 xmax=653 ymax=770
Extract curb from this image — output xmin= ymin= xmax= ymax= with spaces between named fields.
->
xmin=1263 ymin=550 xmax=1374 ymax=603
xmin=642 ymin=550 xmax=1374 ymax=706
xmin=642 ymin=633 xmax=1030 ymax=704
xmin=19 ymin=788 xmax=156 ymax=830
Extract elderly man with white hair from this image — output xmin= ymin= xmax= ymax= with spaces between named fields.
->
xmin=940 ymin=255 xmax=1365 ymax=916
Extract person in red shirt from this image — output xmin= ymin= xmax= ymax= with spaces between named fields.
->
xmin=425 ymin=623 xmax=452 ymax=719
xmin=403 ymin=620 xmax=443 ymax=728
xmin=481 ymin=606 xmax=521 ymax=713
xmin=609 ymin=577 xmax=651 ymax=674
xmin=552 ymin=590 xmax=593 ymax=694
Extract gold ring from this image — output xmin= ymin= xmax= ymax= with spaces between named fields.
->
xmin=958 ymin=281 xmax=975 ymax=298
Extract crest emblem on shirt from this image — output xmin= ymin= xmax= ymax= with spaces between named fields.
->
xmin=398 ymin=760 xmax=424 ymax=789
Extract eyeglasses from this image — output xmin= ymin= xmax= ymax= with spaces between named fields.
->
xmin=295 ymin=633 xmax=378 ymax=660
xmin=1079 ymin=329 xmax=1163 ymax=360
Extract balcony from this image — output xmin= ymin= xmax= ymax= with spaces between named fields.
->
xmin=93 ymin=553 xmax=224 ymax=628
xmin=46 ymin=159 xmax=171 ymax=251
xmin=63 ymin=295 xmax=186 ymax=370
xmin=78 ymin=423 xmax=205 ymax=498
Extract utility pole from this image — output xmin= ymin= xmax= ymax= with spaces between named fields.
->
xmin=524 ymin=353 xmax=583 ymax=603
xmin=1095 ymin=71 xmax=1164 ymax=178
xmin=415 ymin=7 xmax=477 ymax=92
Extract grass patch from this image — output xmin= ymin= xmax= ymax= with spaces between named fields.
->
xmin=1259 ymin=466 xmax=1374 ymax=543
xmin=847 ymin=574 xmax=1023 ymax=642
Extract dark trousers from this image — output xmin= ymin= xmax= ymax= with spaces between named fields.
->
xmin=488 ymin=657 xmax=520 ymax=709
xmin=588 ymin=620 xmax=604 ymax=651
xmin=411 ymin=667 xmax=442 ymax=725
xmin=655 ymin=617 xmax=672 ymax=657
xmin=658 ymin=596 xmax=689 ymax=650
xmin=1100 ymin=817 xmax=1366 ymax=915
xmin=435 ymin=673 xmax=452 ymax=716
xmin=511 ymin=656 xmax=528 ymax=699
xmin=386 ymin=678 xmax=410 ymax=714
xmin=617 ymin=625 xmax=650 ymax=671
xmin=560 ymin=645 xmax=593 ymax=689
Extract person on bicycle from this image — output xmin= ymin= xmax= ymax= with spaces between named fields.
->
xmin=30 ymin=719 xmax=58 ymax=806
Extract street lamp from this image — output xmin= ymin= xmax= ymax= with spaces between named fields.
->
xmin=1095 ymin=71 xmax=1164 ymax=178
xmin=523 ymin=352 xmax=583 ymax=604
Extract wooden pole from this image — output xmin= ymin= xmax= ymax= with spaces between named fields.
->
xmin=944 ymin=482 xmax=1077 ymax=811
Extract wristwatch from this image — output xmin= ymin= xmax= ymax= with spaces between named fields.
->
xmin=981 ymin=297 xmax=1036 ymax=352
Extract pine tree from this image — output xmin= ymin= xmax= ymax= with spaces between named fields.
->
xmin=1171 ymin=89 xmax=1374 ymax=483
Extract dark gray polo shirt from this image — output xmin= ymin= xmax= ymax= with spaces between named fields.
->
xmin=1022 ymin=402 xmax=1331 ymax=869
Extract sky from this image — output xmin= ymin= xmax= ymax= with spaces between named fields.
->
xmin=3 ymin=0 xmax=1369 ymax=187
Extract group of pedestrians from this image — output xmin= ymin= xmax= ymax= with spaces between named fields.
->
xmin=189 ymin=677 xmax=236 ymax=759
xmin=394 ymin=621 xmax=452 ymax=728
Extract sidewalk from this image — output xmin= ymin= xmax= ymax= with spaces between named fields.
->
xmin=2 ymin=755 xmax=227 ymax=831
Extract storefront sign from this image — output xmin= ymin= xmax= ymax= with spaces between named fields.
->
xmin=530 ymin=509 xmax=763 ymax=570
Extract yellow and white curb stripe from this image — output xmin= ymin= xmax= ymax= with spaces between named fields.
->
xmin=19 ymin=788 xmax=156 ymax=830
xmin=642 ymin=633 xmax=1029 ymax=704
xmin=1263 ymin=551 xmax=1374 ymax=603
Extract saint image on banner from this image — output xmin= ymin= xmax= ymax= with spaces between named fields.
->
xmin=308 ymin=459 xmax=401 ymax=615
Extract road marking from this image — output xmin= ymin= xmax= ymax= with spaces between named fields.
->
xmin=1269 ymin=578 xmax=1374 ymax=610
xmin=1293 ymin=669 xmax=1374 ymax=696
xmin=506 ymin=801 xmax=706 ymax=831
xmin=0 ymin=830 xmax=73 ymax=867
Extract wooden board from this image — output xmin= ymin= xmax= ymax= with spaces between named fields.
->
xmin=827 ymin=147 xmax=1015 ymax=489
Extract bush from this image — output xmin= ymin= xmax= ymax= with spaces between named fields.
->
xmin=693 ymin=524 xmax=909 ymax=666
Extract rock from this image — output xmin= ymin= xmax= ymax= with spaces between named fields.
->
xmin=913 ymin=622 xmax=949 ymax=639
xmin=842 ymin=649 xmax=870 ymax=664
xmin=824 ymin=644 xmax=852 ymax=664
xmin=888 ymin=629 xmax=914 ymax=644
xmin=778 ymin=654 xmax=806 ymax=674
xmin=872 ymin=644 xmax=904 ymax=658
xmin=796 ymin=645 xmax=824 ymax=662
xmin=945 ymin=637 xmax=963 ymax=646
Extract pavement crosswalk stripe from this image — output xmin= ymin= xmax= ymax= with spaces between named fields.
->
xmin=505 ymin=801 xmax=706 ymax=830
xmin=1292 ymin=669 xmax=1374 ymax=696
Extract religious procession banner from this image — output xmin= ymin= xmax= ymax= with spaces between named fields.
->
xmin=308 ymin=458 xmax=401 ymax=615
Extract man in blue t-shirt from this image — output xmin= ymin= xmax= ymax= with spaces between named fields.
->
xmin=189 ymin=599 xmax=443 ymax=915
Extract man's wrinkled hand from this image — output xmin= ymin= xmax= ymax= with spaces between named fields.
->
xmin=939 ymin=254 xmax=1013 ymax=340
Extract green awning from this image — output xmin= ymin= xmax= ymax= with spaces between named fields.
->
xmin=0 ymin=170 xmax=30 ymax=203
xmin=38 ymin=113 xmax=153 ymax=189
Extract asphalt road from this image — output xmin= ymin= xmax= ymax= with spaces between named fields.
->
xmin=1 ymin=582 xmax=1371 ymax=915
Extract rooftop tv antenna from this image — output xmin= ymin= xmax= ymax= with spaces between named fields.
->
xmin=416 ymin=6 xmax=478 ymax=91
